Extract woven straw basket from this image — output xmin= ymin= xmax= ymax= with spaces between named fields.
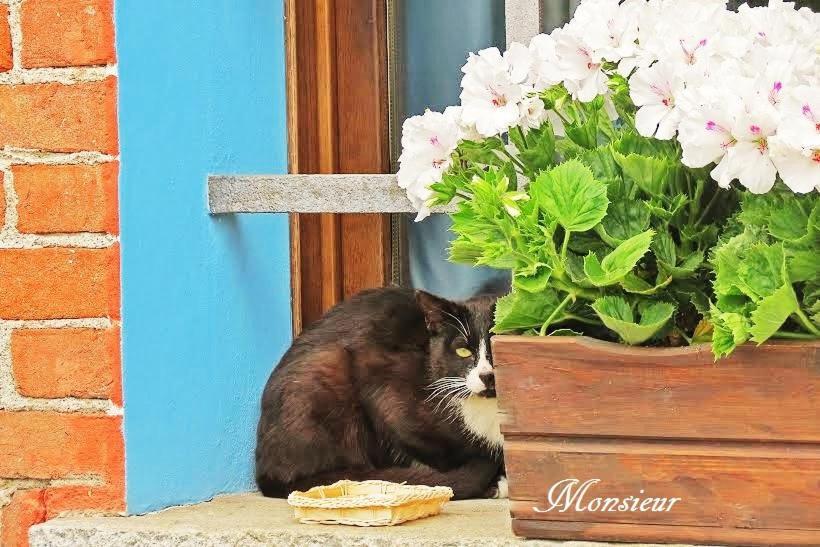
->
xmin=287 ymin=480 xmax=454 ymax=526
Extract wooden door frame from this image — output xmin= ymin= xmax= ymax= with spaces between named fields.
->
xmin=285 ymin=0 xmax=393 ymax=333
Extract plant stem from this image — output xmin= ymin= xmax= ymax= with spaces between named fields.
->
xmin=792 ymin=307 xmax=820 ymax=337
xmin=540 ymin=293 xmax=575 ymax=335
xmin=514 ymin=126 xmax=529 ymax=148
xmin=499 ymin=147 xmax=527 ymax=172
xmin=552 ymin=108 xmax=571 ymax=126
xmin=551 ymin=278 xmax=598 ymax=301
xmin=671 ymin=327 xmax=693 ymax=345
xmin=563 ymin=314 xmax=601 ymax=326
xmin=773 ymin=330 xmax=819 ymax=340
xmin=695 ymin=188 xmax=722 ymax=226
xmin=560 ymin=229 xmax=571 ymax=261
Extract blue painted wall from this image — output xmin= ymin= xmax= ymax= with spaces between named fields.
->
xmin=116 ymin=1 xmax=291 ymax=513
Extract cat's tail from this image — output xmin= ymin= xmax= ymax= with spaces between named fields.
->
xmin=257 ymin=459 xmax=501 ymax=500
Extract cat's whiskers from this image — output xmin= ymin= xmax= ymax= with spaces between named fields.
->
xmin=441 ymin=387 xmax=473 ymax=424
xmin=443 ymin=311 xmax=471 ymax=340
xmin=424 ymin=381 xmax=464 ymax=404
xmin=425 ymin=377 xmax=472 ymax=415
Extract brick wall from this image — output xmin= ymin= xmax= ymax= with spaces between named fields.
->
xmin=0 ymin=1 xmax=124 ymax=545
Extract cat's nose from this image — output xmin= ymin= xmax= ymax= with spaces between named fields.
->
xmin=479 ymin=371 xmax=495 ymax=391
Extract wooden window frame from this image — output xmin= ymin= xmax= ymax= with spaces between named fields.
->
xmin=285 ymin=0 xmax=393 ymax=333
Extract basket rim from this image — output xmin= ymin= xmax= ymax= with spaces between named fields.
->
xmin=287 ymin=479 xmax=454 ymax=508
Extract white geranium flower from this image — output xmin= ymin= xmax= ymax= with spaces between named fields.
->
xmin=678 ymin=105 xmax=736 ymax=170
xmin=504 ymin=42 xmax=533 ymax=85
xmin=554 ymin=30 xmax=609 ymax=103
xmin=640 ymin=1 xmax=736 ymax=83
xmin=395 ymin=0 xmax=820 ymax=209
xmin=460 ymin=47 xmax=528 ymax=137
xmin=397 ymin=109 xmax=461 ymax=220
xmin=519 ymin=95 xmax=548 ymax=130
xmin=770 ymin=86 xmax=820 ymax=193
xmin=680 ymin=89 xmax=781 ymax=193
xmin=528 ymin=34 xmax=563 ymax=91
xmin=629 ymin=62 xmax=684 ymax=139
xmin=569 ymin=0 xmax=641 ymax=64
xmin=443 ymin=105 xmax=483 ymax=142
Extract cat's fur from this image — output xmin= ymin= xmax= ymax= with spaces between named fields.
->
xmin=255 ymin=287 xmax=505 ymax=499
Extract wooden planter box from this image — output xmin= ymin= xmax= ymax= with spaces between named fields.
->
xmin=492 ymin=336 xmax=820 ymax=546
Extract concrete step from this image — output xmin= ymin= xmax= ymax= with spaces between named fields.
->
xmin=30 ymin=494 xmax=705 ymax=547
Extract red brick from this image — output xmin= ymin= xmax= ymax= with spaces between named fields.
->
xmin=0 ymin=172 xmax=6 ymax=229
xmin=0 ymin=246 xmax=120 ymax=320
xmin=20 ymin=0 xmax=115 ymax=68
xmin=0 ymin=411 xmax=123 ymax=480
xmin=0 ymin=4 xmax=11 ymax=73
xmin=0 ymin=78 xmax=118 ymax=154
xmin=11 ymin=327 xmax=121 ymax=404
xmin=0 ymin=489 xmax=46 ymax=547
xmin=1 ymin=484 xmax=123 ymax=547
xmin=13 ymin=163 xmax=119 ymax=234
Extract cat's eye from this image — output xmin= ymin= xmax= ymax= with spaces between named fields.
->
xmin=455 ymin=348 xmax=472 ymax=358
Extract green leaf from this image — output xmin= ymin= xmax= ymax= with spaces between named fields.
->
xmin=737 ymin=243 xmax=787 ymax=301
xmin=740 ymin=190 xmax=818 ymax=242
xmin=645 ymin=194 xmax=688 ymax=223
xmin=584 ymin=229 xmax=654 ymax=286
xmin=449 ymin=237 xmax=485 ymax=264
xmin=564 ymin=253 xmax=595 ymax=287
xmin=652 ymin=232 xmax=676 ymax=265
xmin=710 ymin=306 xmax=751 ymax=359
xmin=514 ymin=123 xmax=556 ymax=175
xmin=611 ymin=131 xmax=673 ymax=157
xmin=711 ymin=226 xmax=764 ymax=297
xmin=531 ymin=159 xmax=609 ymax=232
xmin=692 ymin=319 xmax=714 ymax=344
xmin=621 ymin=272 xmax=673 ymax=295
xmin=513 ymin=264 xmax=552 ymax=293
xmin=457 ymin=138 xmax=506 ymax=166
xmin=612 ymin=152 xmax=679 ymax=196
xmin=788 ymin=249 xmax=820 ymax=283
xmin=749 ymin=283 xmax=800 ymax=343
xmin=555 ymin=138 xmax=586 ymax=160
xmin=499 ymin=162 xmax=518 ymax=191
xmin=591 ymin=296 xmax=675 ymax=345
xmin=567 ymin=231 xmax=611 ymax=257
xmin=601 ymin=201 xmax=651 ymax=242
xmin=804 ymin=282 xmax=820 ymax=327
xmin=578 ymin=146 xmax=620 ymax=181
xmin=565 ymin=110 xmax=599 ymax=149
xmin=654 ymin=234 xmax=702 ymax=280
xmin=493 ymin=289 xmax=563 ymax=333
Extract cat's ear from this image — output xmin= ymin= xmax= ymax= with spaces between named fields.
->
xmin=415 ymin=290 xmax=459 ymax=333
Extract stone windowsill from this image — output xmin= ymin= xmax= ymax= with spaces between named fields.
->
xmin=207 ymin=174 xmax=455 ymax=214
xmin=29 ymin=494 xmax=700 ymax=547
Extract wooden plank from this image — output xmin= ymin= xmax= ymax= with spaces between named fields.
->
xmin=334 ymin=0 xmax=392 ymax=297
xmin=492 ymin=336 xmax=820 ymax=442
xmin=503 ymin=438 xmax=820 ymax=530
xmin=282 ymin=0 xmax=395 ymax=330
xmin=512 ymin=519 xmax=820 ymax=546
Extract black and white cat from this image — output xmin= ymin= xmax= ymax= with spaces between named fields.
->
xmin=255 ymin=287 xmax=506 ymax=499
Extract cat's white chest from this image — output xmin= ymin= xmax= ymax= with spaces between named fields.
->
xmin=458 ymin=396 xmax=504 ymax=448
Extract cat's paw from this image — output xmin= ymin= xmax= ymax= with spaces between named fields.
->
xmin=491 ymin=476 xmax=508 ymax=499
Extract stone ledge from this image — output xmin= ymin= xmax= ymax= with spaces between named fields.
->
xmin=207 ymin=174 xmax=455 ymax=214
xmin=30 ymin=494 xmax=707 ymax=547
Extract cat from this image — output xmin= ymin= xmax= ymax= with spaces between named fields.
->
xmin=255 ymin=287 xmax=507 ymax=500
